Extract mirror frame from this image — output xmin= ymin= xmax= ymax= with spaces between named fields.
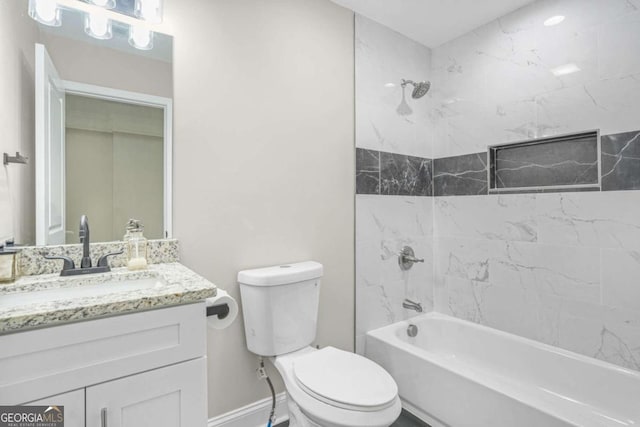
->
xmin=35 ymin=80 xmax=173 ymax=244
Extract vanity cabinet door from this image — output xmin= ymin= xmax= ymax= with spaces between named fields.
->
xmin=85 ymin=358 xmax=207 ymax=427
xmin=25 ymin=389 xmax=85 ymax=427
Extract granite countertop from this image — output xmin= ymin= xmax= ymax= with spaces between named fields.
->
xmin=0 ymin=263 xmax=217 ymax=334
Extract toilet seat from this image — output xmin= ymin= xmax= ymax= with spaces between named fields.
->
xmin=293 ymin=347 xmax=398 ymax=412
xmin=273 ymin=346 xmax=402 ymax=427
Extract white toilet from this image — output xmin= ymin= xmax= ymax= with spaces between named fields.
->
xmin=238 ymin=261 xmax=401 ymax=427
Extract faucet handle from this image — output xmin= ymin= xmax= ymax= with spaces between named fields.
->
xmin=43 ymin=254 xmax=75 ymax=271
xmin=398 ymin=246 xmax=424 ymax=270
xmin=97 ymin=250 xmax=124 ymax=268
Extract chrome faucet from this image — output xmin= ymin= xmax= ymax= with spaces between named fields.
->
xmin=402 ymin=299 xmax=423 ymax=312
xmin=43 ymin=215 xmax=123 ymax=276
xmin=79 ymin=215 xmax=92 ymax=268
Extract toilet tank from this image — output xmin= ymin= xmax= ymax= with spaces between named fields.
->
xmin=238 ymin=261 xmax=323 ymax=356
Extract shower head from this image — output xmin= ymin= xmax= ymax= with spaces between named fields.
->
xmin=401 ymin=79 xmax=431 ymax=99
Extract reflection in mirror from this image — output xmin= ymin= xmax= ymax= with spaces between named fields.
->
xmin=25 ymin=4 xmax=173 ymax=246
xmin=65 ymin=94 xmax=164 ymax=243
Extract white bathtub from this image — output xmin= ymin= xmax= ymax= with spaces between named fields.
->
xmin=366 ymin=312 xmax=640 ymax=427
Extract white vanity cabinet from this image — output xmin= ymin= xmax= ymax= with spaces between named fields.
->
xmin=86 ymin=358 xmax=206 ymax=427
xmin=1 ymin=303 xmax=208 ymax=427
xmin=27 ymin=390 xmax=85 ymax=427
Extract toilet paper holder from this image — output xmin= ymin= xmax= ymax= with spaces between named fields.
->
xmin=206 ymin=303 xmax=230 ymax=319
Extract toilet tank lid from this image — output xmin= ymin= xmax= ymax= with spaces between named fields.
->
xmin=237 ymin=261 xmax=323 ymax=286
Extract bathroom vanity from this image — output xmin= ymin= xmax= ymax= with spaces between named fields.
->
xmin=0 ymin=244 xmax=215 ymax=427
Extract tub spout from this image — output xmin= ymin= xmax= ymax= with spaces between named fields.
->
xmin=402 ymin=299 xmax=423 ymax=312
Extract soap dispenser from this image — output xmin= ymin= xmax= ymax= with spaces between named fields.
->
xmin=0 ymin=239 xmax=19 ymax=283
xmin=124 ymin=219 xmax=148 ymax=270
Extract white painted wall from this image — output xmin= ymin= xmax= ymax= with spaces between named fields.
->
xmin=165 ymin=0 xmax=355 ymax=418
xmin=40 ymin=32 xmax=172 ymax=98
xmin=1 ymin=0 xmax=354 ymax=418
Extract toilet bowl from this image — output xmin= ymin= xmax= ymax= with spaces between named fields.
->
xmin=238 ymin=261 xmax=401 ymax=427
xmin=273 ymin=346 xmax=401 ymax=427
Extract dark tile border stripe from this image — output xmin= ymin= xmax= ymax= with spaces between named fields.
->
xmin=356 ymin=148 xmax=432 ymax=197
xmin=356 ymin=129 xmax=640 ymax=197
xmin=601 ymin=130 xmax=640 ymax=191
xmin=433 ymin=153 xmax=487 ymax=196
xmin=356 ymin=148 xmax=380 ymax=194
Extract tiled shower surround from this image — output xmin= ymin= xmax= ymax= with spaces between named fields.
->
xmin=355 ymin=14 xmax=434 ymax=354
xmin=355 ymin=0 xmax=640 ymax=371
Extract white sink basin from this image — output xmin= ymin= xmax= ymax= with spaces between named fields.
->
xmin=0 ymin=277 xmax=167 ymax=309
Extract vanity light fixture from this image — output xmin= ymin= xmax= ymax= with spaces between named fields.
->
xmin=29 ymin=0 xmax=158 ymax=50
xmin=28 ymin=0 xmax=61 ymax=27
xmin=134 ymin=0 xmax=163 ymax=23
xmin=84 ymin=13 xmax=113 ymax=40
xmin=129 ymin=25 xmax=154 ymax=50
xmin=543 ymin=15 xmax=565 ymax=26
xmin=86 ymin=0 xmax=116 ymax=9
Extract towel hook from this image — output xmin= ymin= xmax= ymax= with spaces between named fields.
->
xmin=3 ymin=152 xmax=28 ymax=166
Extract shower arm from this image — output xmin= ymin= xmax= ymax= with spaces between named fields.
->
xmin=401 ymin=79 xmax=416 ymax=88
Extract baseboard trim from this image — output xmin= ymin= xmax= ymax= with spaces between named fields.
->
xmin=208 ymin=392 xmax=289 ymax=427
xmin=401 ymin=399 xmax=444 ymax=427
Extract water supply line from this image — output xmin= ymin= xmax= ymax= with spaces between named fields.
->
xmin=258 ymin=357 xmax=276 ymax=427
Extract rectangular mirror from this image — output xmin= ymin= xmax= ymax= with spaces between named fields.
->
xmin=3 ymin=1 xmax=173 ymax=246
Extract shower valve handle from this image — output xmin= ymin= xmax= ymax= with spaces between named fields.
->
xmin=399 ymin=246 xmax=424 ymax=270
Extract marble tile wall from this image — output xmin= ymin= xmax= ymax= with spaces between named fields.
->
xmin=426 ymin=0 xmax=640 ymax=370
xmin=355 ymin=15 xmax=434 ymax=354
xmin=356 ymin=1 xmax=640 ymax=371
xmin=356 ymin=195 xmax=433 ymax=354
xmin=355 ymin=14 xmax=432 ymax=159
xmin=433 ymin=130 xmax=640 ymax=196
xmin=434 ymin=192 xmax=640 ymax=371
xmin=429 ymin=0 xmax=640 ymax=159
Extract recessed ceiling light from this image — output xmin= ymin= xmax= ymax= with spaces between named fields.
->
xmin=544 ymin=15 xmax=565 ymax=26
xmin=551 ymin=63 xmax=581 ymax=76
xmin=384 ymin=83 xmax=395 ymax=88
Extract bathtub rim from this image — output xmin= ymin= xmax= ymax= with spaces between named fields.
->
xmin=366 ymin=311 xmax=640 ymax=381
xmin=366 ymin=312 xmax=640 ymax=427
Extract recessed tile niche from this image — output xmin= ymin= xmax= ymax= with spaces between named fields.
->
xmin=488 ymin=130 xmax=600 ymax=193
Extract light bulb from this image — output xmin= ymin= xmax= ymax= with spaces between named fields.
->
xmin=134 ymin=0 xmax=163 ymax=23
xmin=129 ymin=26 xmax=154 ymax=50
xmin=84 ymin=13 xmax=112 ymax=40
xmin=87 ymin=0 xmax=116 ymax=9
xmin=28 ymin=0 xmax=61 ymax=26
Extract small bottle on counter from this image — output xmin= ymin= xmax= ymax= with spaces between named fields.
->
xmin=0 ymin=239 xmax=19 ymax=283
xmin=124 ymin=219 xmax=148 ymax=271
